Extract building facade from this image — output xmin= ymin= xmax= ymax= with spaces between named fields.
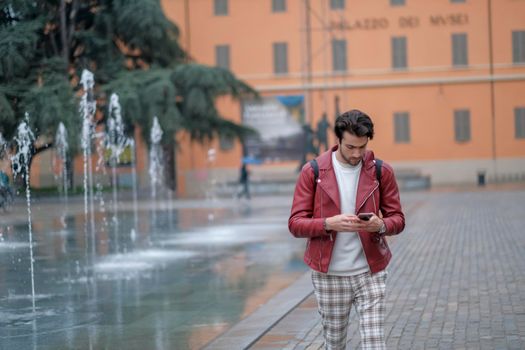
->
xmin=161 ymin=0 xmax=525 ymax=193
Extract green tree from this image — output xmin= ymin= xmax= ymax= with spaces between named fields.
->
xmin=0 ymin=0 xmax=256 ymax=189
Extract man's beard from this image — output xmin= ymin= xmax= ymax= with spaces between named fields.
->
xmin=339 ymin=149 xmax=361 ymax=166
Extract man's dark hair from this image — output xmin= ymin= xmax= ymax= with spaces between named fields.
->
xmin=334 ymin=109 xmax=374 ymax=142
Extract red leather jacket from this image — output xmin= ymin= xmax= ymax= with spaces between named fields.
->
xmin=288 ymin=146 xmax=405 ymax=273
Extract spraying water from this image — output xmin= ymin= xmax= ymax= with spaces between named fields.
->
xmin=108 ymin=94 xmax=126 ymax=151
xmin=54 ymin=123 xmax=69 ymax=200
xmin=129 ymin=139 xmax=139 ymax=233
xmin=148 ymin=118 xmax=163 ymax=237
xmin=107 ymin=94 xmax=127 ymax=234
xmin=11 ymin=116 xmax=36 ymax=312
xmin=149 ymin=117 xmax=164 ymax=201
xmin=80 ymin=69 xmax=96 ymax=236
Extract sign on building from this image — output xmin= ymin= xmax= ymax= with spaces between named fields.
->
xmin=241 ymin=95 xmax=305 ymax=162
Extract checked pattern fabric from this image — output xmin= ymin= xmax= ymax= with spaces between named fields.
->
xmin=311 ymin=270 xmax=388 ymax=350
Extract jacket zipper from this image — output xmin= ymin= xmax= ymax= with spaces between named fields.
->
xmin=318 ymin=177 xmax=326 ymax=271
xmin=317 ymin=175 xmax=332 ymax=272
xmin=355 ymin=182 xmax=379 ymax=272
xmin=318 ymin=176 xmax=333 ymax=241
xmin=356 ymin=182 xmax=379 ymax=213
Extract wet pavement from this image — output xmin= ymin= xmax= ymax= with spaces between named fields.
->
xmin=2 ymin=183 xmax=525 ymax=349
xmin=0 ymin=195 xmax=307 ymax=350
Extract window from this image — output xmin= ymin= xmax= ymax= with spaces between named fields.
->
xmin=392 ymin=36 xmax=407 ymax=69
xmin=330 ymin=0 xmax=345 ymax=10
xmin=272 ymin=0 xmax=286 ymax=12
xmin=394 ymin=112 xmax=410 ymax=143
xmin=454 ymin=109 xmax=471 ymax=142
xmin=452 ymin=33 xmax=468 ymax=66
xmin=220 ymin=134 xmax=234 ymax=150
xmin=512 ymin=31 xmax=525 ymax=63
xmin=515 ymin=107 xmax=525 ymax=139
xmin=273 ymin=42 xmax=288 ymax=74
xmin=214 ymin=0 xmax=228 ymax=16
xmin=390 ymin=0 xmax=405 ymax=6
xmin=332 ymin=39 xmax=347 ymax=72
xmin=215 ymin=45 xmax=230 ymax=69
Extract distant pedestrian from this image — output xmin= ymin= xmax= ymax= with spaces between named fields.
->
xmin=237 ymin=163 xmax=250 ymax=199
xmin=316 ymin=113 xmax=331 ymax=153
xmin=289 ymin=109 xmax=405 ymax=349
xmin=0 ymin=171 xmax=8 ymax=188
xmin=0 ymin=170 xmax=13 ymax=208
xmin=298 ymin=123 xmax=319 ymax=171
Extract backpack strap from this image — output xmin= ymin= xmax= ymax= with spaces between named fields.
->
xmin=309 ymin=159 xmax=319 ymax=190
xmin=375 ymin=158 xmax=383 ymax=185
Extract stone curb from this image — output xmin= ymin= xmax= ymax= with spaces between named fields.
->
xmin=203 ymin=272 xmax=314 ymax=350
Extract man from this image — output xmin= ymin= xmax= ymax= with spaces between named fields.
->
xmin=298 ymin=123 xmax=319 ymax=171
xmin=0 ymin=170 xmax=13 ymax=208
xmin=237 ymin=163 xmax=250 ymax=199
xmin=289 ymin=109 xmax=405 ymax=349
xmin=316 ymin=112 xmax=331 ymax=153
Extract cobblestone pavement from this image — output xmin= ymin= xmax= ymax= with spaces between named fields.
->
xmin=251 ymin=188 xmax=525 ymax=349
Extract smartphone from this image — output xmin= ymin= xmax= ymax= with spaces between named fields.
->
xmin=358 ymin=213 xmax=373 ymax=221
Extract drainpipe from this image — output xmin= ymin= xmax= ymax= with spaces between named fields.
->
xmin=184 ymin=0 xmax=191 ymax=59
xmin=488 ymin=0 xmax=498 ymax=181
xmin=305 ymin=0 xmax=313 ymax=124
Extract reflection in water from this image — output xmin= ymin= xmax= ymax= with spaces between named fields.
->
xmin=0 ymin=202 xmax=306 ymax=349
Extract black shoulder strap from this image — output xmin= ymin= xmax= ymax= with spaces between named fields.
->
xmin=375 ymin=158 xmax=383 ymax=185
xmin=309 ymin=159 xmax=319 ymax=190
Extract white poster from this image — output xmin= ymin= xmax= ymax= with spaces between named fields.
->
xmin=241 ymin=95 xmax=305 ymax=162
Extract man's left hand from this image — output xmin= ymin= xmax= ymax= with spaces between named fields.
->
xmin=359 ymin=214 xmax=384 ymax=233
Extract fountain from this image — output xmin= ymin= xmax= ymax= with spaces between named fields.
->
xmin=79 ymin=69 xmax=96 ymax=242
xmin=10 ymin=116 xmax=36 ymax=312
xmin=129 ymin=139 xmax=139 ymax=237
xmin=54 ymin=122 xmax=69 ymax=201
xmin=149 ymin=117 xmax=164 ymax=201
xmin=148 ymin=117 xmax=164 ymax=238
xmin=0 ymin=74 xmax=308 ymax=350
xmin=107 ymin=93 xmax=128 ymax=238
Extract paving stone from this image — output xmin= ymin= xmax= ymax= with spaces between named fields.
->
xmin=248 ymin=189 xmax=525 ymax=349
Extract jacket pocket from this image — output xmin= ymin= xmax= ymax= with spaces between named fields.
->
xmin=306 ymin=237 xmax=323 ymax=269
xmin=379 ymin=236 xmax=390 ymax=254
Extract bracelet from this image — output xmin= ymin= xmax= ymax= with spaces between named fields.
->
xmin=323 ymin=218 xmax=328 ymax=232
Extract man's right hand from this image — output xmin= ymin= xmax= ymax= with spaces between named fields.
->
xmin=325 ymin=214 xmax=366 ymax=232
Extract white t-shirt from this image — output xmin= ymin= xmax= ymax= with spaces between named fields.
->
xmin=327 ymin=151 xmax=370 ymax=276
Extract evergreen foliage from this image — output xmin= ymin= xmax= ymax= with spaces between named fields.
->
xmin=0 ymin=0 xmax=257 ymax=183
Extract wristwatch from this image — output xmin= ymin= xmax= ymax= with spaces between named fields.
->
xmin=378 ymin=221 xmax=386 ymax=234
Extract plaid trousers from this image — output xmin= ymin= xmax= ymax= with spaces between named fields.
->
xmin=311 ymin=270 xmax=388 ymax=350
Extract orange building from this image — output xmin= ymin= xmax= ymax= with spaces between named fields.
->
xmin=13 ymin=0 xmax=525 ymax=197
xmin=161 ymin=0 xmax=525 ymax=195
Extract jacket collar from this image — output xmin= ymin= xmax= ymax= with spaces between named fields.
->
xmin=316 ymin=145 xmax=378 ymax=213
xmin=316 ymin=144 xmax=376 ymax=170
